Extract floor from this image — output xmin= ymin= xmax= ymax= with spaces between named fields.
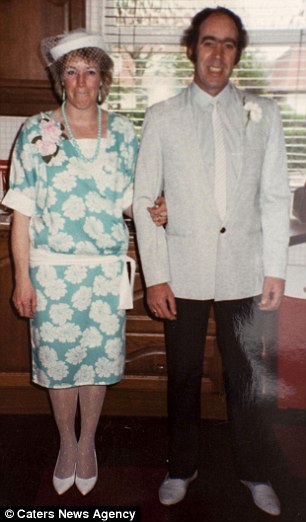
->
xmin=0 ymin=412 xmax=306 ymax=521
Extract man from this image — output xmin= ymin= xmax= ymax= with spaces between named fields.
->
xmin=133 ymin=6 xmax=290 ymax=517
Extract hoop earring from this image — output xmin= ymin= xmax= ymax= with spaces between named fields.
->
xmin=62 ymin=88 xmax=66 ymax=102
xmin=98 ymin=88 xmax=102 ymax=104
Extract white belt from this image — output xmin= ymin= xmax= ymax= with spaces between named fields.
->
xmin=30 ymin=248 xmax=136 ymax=310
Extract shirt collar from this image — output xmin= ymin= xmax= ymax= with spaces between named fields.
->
xmin=190 ymin=81 xmax=233 ymax=111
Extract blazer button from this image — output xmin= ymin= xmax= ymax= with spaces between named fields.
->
xmin=220 ymin=227 xmax=226 ymax=233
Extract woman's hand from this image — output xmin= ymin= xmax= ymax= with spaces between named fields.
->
xmin=13 ymin=278 xmax=37 ymax=318
xmin=11 ymin=210 xmax=36 ymax=318
xmin=147 ymin=196 xmax=167 ymax=226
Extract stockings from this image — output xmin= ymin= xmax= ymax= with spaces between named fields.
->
xmin=77 ymin=385 xmax=106 ymax=478
xmin=49 ymin=387 xmax=78 ymax=479
xmin=49 ymin=385 xmax=106 ymax=480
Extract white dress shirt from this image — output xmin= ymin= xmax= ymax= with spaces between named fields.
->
xmin=190 ymin=81 xmax=243 ymax=207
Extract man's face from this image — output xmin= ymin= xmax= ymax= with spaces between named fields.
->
xmin=191 ymin=13 xmax=239 ymax=97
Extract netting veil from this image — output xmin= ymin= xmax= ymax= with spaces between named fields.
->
xmin=40 ymin=28 xmax=114 ymax=101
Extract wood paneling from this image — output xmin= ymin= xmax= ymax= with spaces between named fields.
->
xmin=0 ymin=226 xmax=31 ymax=372
xmin=0 ymin=0 xmax=86 ymax=116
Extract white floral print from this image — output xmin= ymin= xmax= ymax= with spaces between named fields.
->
xmin=36 ymin=290 xmax=47 ymax=312
xmin=64 ymin=265 xmax=88 ymax=284
xmin=48 ymin=360 xmax=69 ymax=380
xmin=85 ymin=191 xmax=106 ymax=213
xmin=44 ymin=277 xmax=67 ymax=300
xmin=105 ymin=338 xmax=122 ymax=359
xmin=83 ymin=216 xmax=105 ymax=240
xmin=81 ymin=327 xmax=103 ymax=349
xmin=73 ymin=365 xmax=96 ymax=384
xmin=89 ymin=301 xmax=112 ymax=323
xmin=72 ymin=286 xmax=92 ymax=311
xmin=33 ymin=367 xmax=50 ymax=387
xmin=43 ymin=187 xmax=56 ymax=207
xmin=38 ymin=346 xmax=58 ymax=367
xmin=48 ymin=232 xmax=75 ymax=252
xmin=50 ymin=303 xmax=73 ymax=325
xmin=9 ymin=111 xmax=137 ymax=388
xmin=20 ymin=144 xmax=36 ymax=172
xmin=42 ymin=211 xmax=65 ymax=234
xmin=53 ymin=170 xmax=77 ymax=192
xmin=111 ymin=223 xmax=126 ymax=242
xmin=56 ymin=322 xmax=81 ymax=343
xmin=62 ymin=195 xmax=86 ymax=220
xmin=95 ymin=355 xmax=124 ymax=378
xmin=93 ymin=274 xmax=119 ymax=296
xmin=36 ymin=265 xmax=57 ymax=286
xmin=40 ymin=322 xmax=58 ymax=343
xmin=99 ymin=314 xmax=120 ymax=336
xmin=65 ymin=346 xmax=87 ymax=365
xmin=103 ymin=263 xmax=121 ymax=279
xmin=96 ymin=233 xmax=116 ymax=249
xmin=74 ymin=241 xmax=99 ymax=255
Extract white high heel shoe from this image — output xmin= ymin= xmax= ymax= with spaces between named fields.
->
xmin=52 ymin=455 xmax=76 ymax=495
xmin=75 ymin=450 xmax=98 ymax=496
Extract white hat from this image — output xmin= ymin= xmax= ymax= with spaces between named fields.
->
xmin=50 ymin=31 xmax=108 ymax=61
xmin=41 ymin=29 xmax=110 ymax=68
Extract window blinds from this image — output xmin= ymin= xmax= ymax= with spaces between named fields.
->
xmin=87 ymin=0 xmax=306 ymax=180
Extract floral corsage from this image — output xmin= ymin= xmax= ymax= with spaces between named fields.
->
xmin=243 ymin=99 xmax=263 ymax=126
xmin=32 ymin=116 xmax=67 ymax=163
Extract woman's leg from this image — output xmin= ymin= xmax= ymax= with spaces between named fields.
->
xmin=49 ymin=387 xmax=79 ymax=479
xmin=77 ymin=385 xmax=107 ymax=479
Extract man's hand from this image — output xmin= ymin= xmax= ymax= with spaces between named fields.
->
xmin=147 ymin=282 xmax=176 ymax=320
xmin=258 ymin=276 xmax=285 ymax=311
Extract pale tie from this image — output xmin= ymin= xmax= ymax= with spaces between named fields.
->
xmin=212 ymin=101 xmax=227 ymax=220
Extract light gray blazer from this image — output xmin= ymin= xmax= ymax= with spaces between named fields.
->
xmin=133 ymin=83 xmax=290 ymax=301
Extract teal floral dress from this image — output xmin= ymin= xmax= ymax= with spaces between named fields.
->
xmin=4 ymin=111 xmax=138 ymax=389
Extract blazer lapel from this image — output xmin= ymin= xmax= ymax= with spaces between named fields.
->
xmin=224 ymin=86 xmax=248 ymax=219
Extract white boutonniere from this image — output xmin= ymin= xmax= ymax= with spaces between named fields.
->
xmin=243 ymin=99 xmax=262 ymax=126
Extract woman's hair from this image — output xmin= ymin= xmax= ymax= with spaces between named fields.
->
xmin=52 ymin=47 xmax=114 ymax=102
xmin=181 ymin=7 xmax=249 ymax=65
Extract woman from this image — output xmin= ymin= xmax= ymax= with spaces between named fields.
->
xmin=3 ymin=29 xmax=165 ymax=496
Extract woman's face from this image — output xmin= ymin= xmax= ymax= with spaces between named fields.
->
xmin=62 ymin=54 xmax=101 ymax=110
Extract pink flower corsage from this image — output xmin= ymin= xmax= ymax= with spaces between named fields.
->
xmin=32 ymin=116 xmax=67 ymax=163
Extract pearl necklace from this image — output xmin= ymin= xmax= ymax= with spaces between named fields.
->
xmin=61 ymin=101 xmax=102 ymax=163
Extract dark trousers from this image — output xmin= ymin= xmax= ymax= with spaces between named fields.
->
xmin=164 ymin=297 xmax=278 ymax=481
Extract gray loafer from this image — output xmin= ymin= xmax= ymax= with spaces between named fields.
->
xmin=159 ymin=470 xmax=198 ymax=506
xmin=241 ymin=480 xmax=281 ymax=516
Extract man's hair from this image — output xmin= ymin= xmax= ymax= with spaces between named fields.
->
xmin=181 ymin=6 xmax=249 ymax=65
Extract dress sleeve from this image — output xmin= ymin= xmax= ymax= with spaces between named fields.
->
xmin=2 ymin=118 xmax=37 ymax=217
